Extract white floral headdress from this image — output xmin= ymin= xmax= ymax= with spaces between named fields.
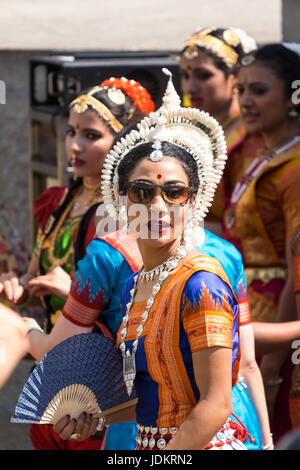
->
xmin=101 ymin=69 xmax=227 ymax=239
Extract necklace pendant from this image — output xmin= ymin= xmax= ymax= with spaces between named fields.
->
xmin=123 ymin=353 xmax=136 ymax=396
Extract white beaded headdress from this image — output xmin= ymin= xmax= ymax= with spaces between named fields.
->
xmin=101 ymin=69 xmax=227 ymax=242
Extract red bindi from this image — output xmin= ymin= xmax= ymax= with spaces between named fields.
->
xmin=157 ymin=174 xmax=162 ymax=179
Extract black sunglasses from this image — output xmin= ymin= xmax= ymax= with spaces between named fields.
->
xmin=126 ymin=181 xmax=192 ymax=206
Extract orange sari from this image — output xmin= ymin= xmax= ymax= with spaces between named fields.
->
xmin=223 ymin=138 xmax=300 ymax=441
xmin=223 ymin=140 xmax=300 ymax=323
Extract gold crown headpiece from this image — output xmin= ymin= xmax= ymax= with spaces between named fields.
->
xmin=183 ymin=27 xmax=240 ymax=68
xmin=101 ymin=69 xmax=227 ymax=227
xmin=70 ymin=86 xmax=124 ymax=133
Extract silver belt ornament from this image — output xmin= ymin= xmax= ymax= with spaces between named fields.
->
xmin=136 ymin=424 xmax=178 ymax=449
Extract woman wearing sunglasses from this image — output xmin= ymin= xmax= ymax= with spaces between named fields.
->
xmin=99 ymin=71 xmax=256 ymax=450
xmin=24 ymin=183 xmax=266 ymax=449
xmin=92 ymin=71 xmax=259 ymax=449
xmin=21 ymin=68 xmax=274 ymax=449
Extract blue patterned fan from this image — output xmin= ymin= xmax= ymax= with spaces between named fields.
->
xmin=11 ymin=333 xmax=136 ymax=424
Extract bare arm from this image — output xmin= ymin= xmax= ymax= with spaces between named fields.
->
xmin=0 ymin=304 xmax=30 ymax=388
xmin=257 ymin=236 xmax=297 ymax=422
xmin=258 ymin=236 xmax=297 ymax=379
xmin=165 ymin=347 xmax=233 ymax=450
xmin=25 ymin=313 xmax=93 ymax=362
xmin=239 ymin=323 xmax=271 ymax=448
xmin=253 ymin=321 xmax=300 ymax=355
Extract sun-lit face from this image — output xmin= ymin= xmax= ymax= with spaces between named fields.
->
xmin=179 ymin=50 xmax=236 ymax=118
xmin=65 ymin=108 xmax=115 ymax=181
xmin=125 ymin=156 xmax=192 ymax=248
xmin=237 ymin=62 xmax=294 ymax=135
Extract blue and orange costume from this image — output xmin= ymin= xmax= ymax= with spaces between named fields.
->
xmin=118 ymin=251 xmax=258 ymax=449
xmin=58 ymin=230 xmax=262 ymax=449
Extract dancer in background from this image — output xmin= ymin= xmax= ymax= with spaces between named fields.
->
xmin=179 ymin=26 xmax=264 ymax=235
xmin=223 ymin=43 xmax=300 ymax=441
xmin=179 ymin=27 xmax=272 ymax=447
xmin=0 ymin=77 xmax=154 ymax=450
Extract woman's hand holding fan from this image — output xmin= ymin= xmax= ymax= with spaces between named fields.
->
xmin=53 ymin=412 xmax=99 ymax=441
xmin=11 ymin=333 xmax=137 ymax=432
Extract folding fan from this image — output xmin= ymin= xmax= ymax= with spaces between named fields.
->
xmin=11 ymin=333 xmax=137 ymax=425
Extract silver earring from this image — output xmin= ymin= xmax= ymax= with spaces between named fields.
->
xmin=120 ymin=205 xmax=129 ymax=233
xmin=183 ymin=207 xmax=194 ymax=249
xmin=289 ymin=108 xmax=298 ymax=117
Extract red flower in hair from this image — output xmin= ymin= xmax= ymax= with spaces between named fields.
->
xmin=100 ymin=77 xmax=155 ymax=114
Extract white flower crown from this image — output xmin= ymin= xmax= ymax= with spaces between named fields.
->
xmin=101 ymin=68 xmax=227 ymax=224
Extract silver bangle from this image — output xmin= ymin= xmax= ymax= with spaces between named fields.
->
xmin=264 ymin=377 xmax=283 ymax=387
xmin=263 ymin=434 xmax=274 ymax=450
xmin=26 ymin=327 xmax=44 ymax=336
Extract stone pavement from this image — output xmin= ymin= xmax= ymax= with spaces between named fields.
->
xmin=0 ymin=359 xmax=35 ymax=450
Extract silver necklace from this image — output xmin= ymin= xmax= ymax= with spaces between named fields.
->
xmin=138 ymin=245 xmax=186 ymax=282
xmin=119 ymin=244 xmax=187 ymax=396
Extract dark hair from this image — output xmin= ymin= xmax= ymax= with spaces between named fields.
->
xmin=246 ymin=43 xmax=300 ymax=112
xmin=181 ymin=28 xmax=249 ymax=77
xmin=70 ymin=86 xmax=144 ymax=136
xmin=117 ymin=141 xmax=200 ymax=196
xmin=112 ymin=114 xmax=147 ymax=147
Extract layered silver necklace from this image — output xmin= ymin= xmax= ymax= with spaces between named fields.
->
xmin=119 ymin=244 xmax=187 ymax=396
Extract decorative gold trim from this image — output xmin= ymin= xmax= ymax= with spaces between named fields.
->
xmin=70 ymin=95 xmax=123 ymax=133
xmin=184 ymin=34 xmax=238 ymax=67
xmin=46 ymin=188 xmax=82 ymax=267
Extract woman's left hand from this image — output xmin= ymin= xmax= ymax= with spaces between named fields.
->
xmin=26 ymin=266 xmax=72 ymax=300
xmin=53 ymin=413 xmax=99 ymax=442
